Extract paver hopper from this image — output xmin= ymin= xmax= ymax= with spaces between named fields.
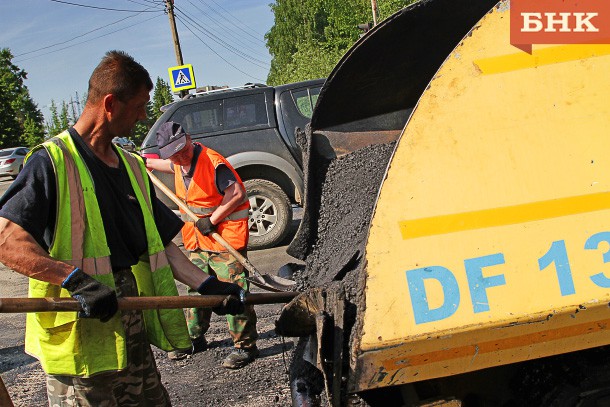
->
xmin=278 ymin=0 xmax=610 ymax=405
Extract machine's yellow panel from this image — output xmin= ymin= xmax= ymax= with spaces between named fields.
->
xmin=355 ymin=2 xmax=610 ymax=392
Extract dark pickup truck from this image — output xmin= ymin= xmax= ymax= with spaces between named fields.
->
xmin=140 ymin=78 xmax=325 ymax=249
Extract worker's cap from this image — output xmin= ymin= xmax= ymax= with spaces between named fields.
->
xmin=157 ymin=121 xmax=187 ymax=159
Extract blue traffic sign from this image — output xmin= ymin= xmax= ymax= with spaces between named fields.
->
xmin=168 ymin=64 xmax=196 ymax=92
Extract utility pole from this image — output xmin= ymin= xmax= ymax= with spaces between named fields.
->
xmin=358 ymin=0 xmax=378 ymax=38
xmin=371 ymin=0 xmax=379 ymax=26
xmin=165 ymin=0 xmax=187 ymax=97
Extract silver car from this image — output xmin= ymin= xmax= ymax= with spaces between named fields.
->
xmin=0 ymin=147 xmax=29 ymax=179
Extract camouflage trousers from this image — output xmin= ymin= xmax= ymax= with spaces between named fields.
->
xmin=186 ymin=250 xmax=258 ymax=349
xmin=46 ymin=268 xmax=171 ymax=407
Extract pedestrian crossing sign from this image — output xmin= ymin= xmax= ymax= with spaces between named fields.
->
xmin=168 ymin=64 xmax=196 ymax=93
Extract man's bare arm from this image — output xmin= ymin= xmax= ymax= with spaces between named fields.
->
xmin=209 ymin=182 xmax=247 ymax=225
xmin=145 ymin=158 xmax=174 ymax=173
xmin=164 ymin=241 xmax=211 ymax=289
xmin=0 ymin=217 xmax=74 ymax=285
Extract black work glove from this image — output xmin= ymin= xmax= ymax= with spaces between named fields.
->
xmin=196 ymin=276 xmax=245 ymax=316
xmin=61 ymin=268 xmax=119 ymax=323
xmin=195 ymin=217 xmax=215 ymax=236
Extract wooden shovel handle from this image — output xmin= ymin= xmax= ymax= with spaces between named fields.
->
xmin=146 ymin=170 xmax=264 ymax=279
xmin=0 ymin=292 xmax=298 ymax=313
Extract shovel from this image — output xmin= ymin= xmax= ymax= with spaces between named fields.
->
xmin=0 ymin=292 xmax=298 ymax=406
xmin=147 ymin=170 xmax=297 ymax=292
xmin=0 ymin=293 xmax=298 ymax=313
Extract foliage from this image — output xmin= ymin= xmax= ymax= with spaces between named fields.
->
xmin=22 ymin=115 xmax=45 ymax=147
xmin=152 ymin=77 xmax=174 ymax=117
xmin=44 ymin=92 xmax=87 ymax=138
xmin=45 ymin=100 xmax=71 ymax=137
xmin=0 ymin=48 xmax=45 ymax=148
xmin=266 ymin=0 xmax=327 ymax=84
xmin=266 ymin=0 xmax=416 ymax=85
xmin=131 ymin=102 xmax=154 ymax=148
xmin=377 ymin=0 xmax=416 ymax=20
xmin=275 ymin=41 xmax=344 ymax=84
xmin=131 ymin=77 xmax=174 ymax=148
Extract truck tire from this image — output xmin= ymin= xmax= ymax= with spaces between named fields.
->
xmin=245 ymin=179 xmax=291 ymax=250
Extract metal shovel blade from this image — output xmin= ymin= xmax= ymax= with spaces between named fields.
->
xmin=247 ymin=273 xmax=296 ymax=293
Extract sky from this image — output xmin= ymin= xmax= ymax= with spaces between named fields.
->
xmin=0 ymin=0 xmax=275 ymax=122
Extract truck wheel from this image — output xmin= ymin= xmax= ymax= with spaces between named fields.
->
xmin=245 ymin=179 xmax=291 ymax=250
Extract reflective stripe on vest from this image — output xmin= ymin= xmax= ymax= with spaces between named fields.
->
xmin=175 ymin=144 xmax=250 ymax=251
xmin=24 ymin=131 xmax=190 ymax=377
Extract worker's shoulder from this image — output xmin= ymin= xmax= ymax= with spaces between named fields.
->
xmin=22 ymin=148 xmax=53 ymax=174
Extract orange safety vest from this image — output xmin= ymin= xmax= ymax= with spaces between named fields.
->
xmin=175 ymin=143 xmax=250 ymax=251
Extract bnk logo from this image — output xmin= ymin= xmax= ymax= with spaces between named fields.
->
xmin=510 ymin=0 xmax=610 ymax=53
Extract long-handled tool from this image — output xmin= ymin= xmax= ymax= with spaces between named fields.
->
xmin=0 ymin=292 xmax=297 ymax=406
xmin=147 ymin=170 xmax=297 ymax=292
xmin=0 ymin=293 xmax=298 ymax=313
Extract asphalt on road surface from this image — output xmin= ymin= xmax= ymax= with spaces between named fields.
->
xmin=0 ymin=177 xmax=303 ymax=406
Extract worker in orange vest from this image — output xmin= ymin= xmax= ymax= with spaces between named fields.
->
xmin=146 ymin=122 xmax=258 ymax=369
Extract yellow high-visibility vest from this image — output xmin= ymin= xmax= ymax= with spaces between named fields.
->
xmin=24 ymin=131 xmax=190 ymax=377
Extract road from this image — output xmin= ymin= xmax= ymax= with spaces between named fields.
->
xmin=0 ymin=176 xmax=304 ymax=406
xmin=0 ymin=176 xmax=12 ymax=196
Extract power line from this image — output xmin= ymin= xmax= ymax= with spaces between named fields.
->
xmin=180 ymin=0 xmax=267 ymax=58
xmin=14 ymin=11 xmax=161 ymax=58
xmin=14 ymin=13 xmax=164 ymax=63
xmin=174 ymin=13 xmax=267 ymax=82
xmin=194 ymin=0 xmax=265 ymax=47
xmin=206 ymin=0 xmax=266 ymax=39
xmin=49 ymin=0 xmax=161 ymax=12
xmin=185 ymin=0 xmax=268 ymax=58
xmin=175 ymin=10 xmax=268 ymax=68
xmin=124 ymin=0 xmax=165 ymax=8
xmin=173 ymin=6 xmax=269 ymax=68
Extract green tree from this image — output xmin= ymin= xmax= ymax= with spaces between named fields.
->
xmin=131 ymin=102 xmax=154 ymax=148
xmin=22 ymin=115 xmax=45 ymax=147
xmin=266 ymin=0 xmax=328 ymax=85
xmin=377 ymin=0 xmax=415 ymax=20
xmin=266 ymin=0 xmax=415 ymax=85
xmin=45 ymin=100 xmax=62 ymax=137
xmin=46 ymin=100 xmax=74 ymax=137
xmin=276 ymin=41 xmax=345 ymax=84
xmin=0 ymin=83 xmax=20 ymax=148
xmin=0 ymin=48 xmax=45 ymax=147
xmin=152 ymin=77 xmax=174 ymax=119
xmin=60 ymin=101 xmax=71 ymax=129
xmin=131 ymin=77 xmax=174 ymax=147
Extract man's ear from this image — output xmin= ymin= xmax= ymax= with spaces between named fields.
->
xmin=103 ymin=94 xmax=115 ymax=115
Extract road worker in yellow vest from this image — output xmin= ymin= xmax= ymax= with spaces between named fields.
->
xmin=0 ymin=51 xmax=245 ymax=406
